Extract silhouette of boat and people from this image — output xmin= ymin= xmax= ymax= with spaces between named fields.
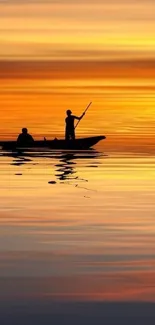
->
xmin=0 ymin=103 xmax=106 ymax=150
xmin=16 ymin=110 xmax=85 ymax=147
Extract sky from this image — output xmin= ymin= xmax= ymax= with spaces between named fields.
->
xmin=1 ymin=0 xmax=155 ymax=61
xmin=0 ymin=0 xmax=155 ymax=150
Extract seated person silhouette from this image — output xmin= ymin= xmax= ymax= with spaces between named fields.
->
xmin=65 ymin=109 xmax=84 ymax=141
xmin=17 ymin=128 xmax=34 ymax=146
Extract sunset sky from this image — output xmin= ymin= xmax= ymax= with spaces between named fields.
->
xmin=0 ymin=0 xmax=155 ymax=149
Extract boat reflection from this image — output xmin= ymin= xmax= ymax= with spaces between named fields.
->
xmin=55 ymin=153 xmax=77 ymax=181
xmin=1 ymin=149 xmax=103 ymax=182
xmin=55 ymin=150 xmax=103 ymax=183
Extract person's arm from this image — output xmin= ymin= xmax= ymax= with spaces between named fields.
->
xmin=74 ymin=113 xmax=85 ymax=120
xmin=27 ymin=134 xmax=34 ymax=143
xmin=30 ymin=135 xmax=34 ymax=142
xmin=80 ymin=112 xmax=85 ymax=120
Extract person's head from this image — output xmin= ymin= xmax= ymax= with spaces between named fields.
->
xmin=22 ymin=128 xmax=28 ymax=134
xmin=66 ymin=109 xmax=72 ymax=116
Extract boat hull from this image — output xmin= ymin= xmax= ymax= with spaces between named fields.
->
xmin=0 ymin=136 xmax=106 ymax=151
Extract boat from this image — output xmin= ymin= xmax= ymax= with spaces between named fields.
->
xmin=0 ymin=136 xmax=106 ymax=151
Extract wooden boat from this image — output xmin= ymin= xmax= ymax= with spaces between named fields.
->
xmin=0 ymin=136 xmax=106 ymax=150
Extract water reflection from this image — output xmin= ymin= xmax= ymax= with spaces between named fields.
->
xmin=1 ymin=150 xmax=155 ymax=307
xmin=11 ymin=157 xmax=33 ymax=166
xmin=0 ymin=149 xmax=102 ymax=183
xmin=55 ymin=153 xmax=77 ymax=181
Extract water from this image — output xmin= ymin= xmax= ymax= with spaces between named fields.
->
xmin=0 ymin=149 xmax=155 ymax=323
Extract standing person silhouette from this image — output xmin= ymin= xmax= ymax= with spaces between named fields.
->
xmin=65 ymin=110 xmax=85 ymax=141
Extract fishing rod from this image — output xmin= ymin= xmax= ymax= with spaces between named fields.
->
xmin=74 ymin=101 xmax=92 ymax=129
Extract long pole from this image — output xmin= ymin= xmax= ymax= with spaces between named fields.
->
xmin=74 ymin=102 xmax=92 ymax=129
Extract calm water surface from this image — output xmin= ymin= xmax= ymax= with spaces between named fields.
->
xmin=0 ymin=148 xmax=155 ymax=309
